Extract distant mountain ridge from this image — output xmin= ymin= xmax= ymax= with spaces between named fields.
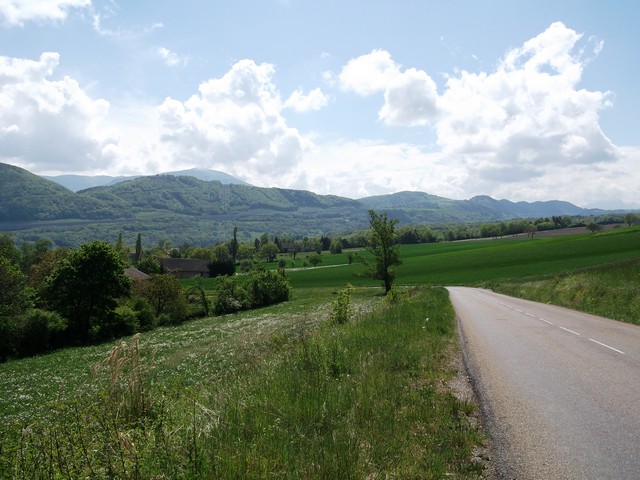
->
xmin=0 ymin=162 xmax=615 ymax=246
xmin=44 ymin=168 xmax=250 ymax=192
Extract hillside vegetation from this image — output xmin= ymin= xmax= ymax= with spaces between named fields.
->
xmin=1 ymin=162 xmax=617 ymax=246
xmin=0 ymin=163 xmax=118 ymax=222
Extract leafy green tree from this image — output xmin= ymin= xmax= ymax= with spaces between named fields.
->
xmin=43 ymin=241 xmax=131 ymax=344
xmin=525 ymin=224 xmax=537 ymax=239
xmin=0 ymin=256 xmax=33 ymax=319
xmin=19 ymin=239 xmax=52 ymax=274
xmin=210 ymin=243 xmax=235 ymax=276
xmin=308 ymin=252 xmax=323 ymax=266
xmin=259 ymin=242 xmax=279 ymax=262
xmin=133 ymin=273 xmax=187 ymax=324
xmin=0 ymin=256 xmax=33 ymax=360
xmin=246 ymin=266 xmax=291 ymax=309
xmin=0 ymin=233 xmax=20 ymax=265
xmin=27 ymin=247 xmax=70 ymax=293
xmin=586 ymin=222 xmax=601 ymax=233
xmin=624 ymin=213 xmax=639 ymax=227
xmin=136 ymin=255 xmax=161 ymax=275
xmin=135 ymin=233 xmax=142 ymax=263
xmin=237 ymin=243 xmax=256 ymax=261
xmin=358 ymin=210 xmax=402 ymax=294
xmin=229 ymin=226 xmax=239 ymax=264
xmin=213 ymin=244 xmax=231 ymax=263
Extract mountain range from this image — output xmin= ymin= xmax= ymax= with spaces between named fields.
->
xmin=0 ymin=162 xmax=610 ymax=246
xmin=43 ymin=168 xmax=250 ymax=192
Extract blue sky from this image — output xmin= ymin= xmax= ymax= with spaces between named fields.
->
xmin=1 ymin=0 xmax=638 ymax=208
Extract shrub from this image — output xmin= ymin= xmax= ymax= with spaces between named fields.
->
xmin=130 ymin=296 xmax=156 ymax=331
xmin=212 ymin=267 xmax=292 ymax=315
xmin=247 ymin=267 xmax=292 ymax=309
xmin=212 ymin=275 xmax=250 ymax=315
xmin=209 ymin=259 xmax=235 ymax=277
xmin=330 ymin=284 xmax=354 ymax=325
xmin=386 ymin=285 xmax=408 ymax=305
xmin=134 ymin=274 xmax=188 ymax=325
xmin=308 ymin=253 xmax=323 ymax=267
xmin=16 ymin=309 xmax=67 ymax=357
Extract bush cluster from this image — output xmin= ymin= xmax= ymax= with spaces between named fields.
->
xmin=212 ymin=267 xmax=291 ymax=315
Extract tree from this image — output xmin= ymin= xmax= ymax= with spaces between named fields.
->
xmin=237 ymin=243 xmax=256 ymax=261
xmin=43 ymin=241 xmax=131 ymax=344
xmin=259 ymin=242 xmax=279 ymax=262
xmin=229 ymin=226 xmax=239 ymax=264
xmin=209 ymin=244 xmax=235 ymax=277
xmin=358 ymin=210 xmax=402 ymax=294
xmin=0 ymin=233 xmax=20 ymax=265
xmin=133 ymin=273 xmax=187 ymax=324
xmin=586 ymin=222 xmax=601 ymax=233
xmin=308 ymin=253 xmax=323 ymax=266
xmin=525 ymin=223 xmax=537 ymax=239
xmin=135 ymin=233 xmax=142 ymax=263
xmin=27 ymin=247 xmax=70 ymax=292
xmin=624 ymin=213 xmax=639 ymax=227
xmin=0 ymin=259 xmax=27 ymax=360
xmin=136 ymin=255 xmax=161 ymax=275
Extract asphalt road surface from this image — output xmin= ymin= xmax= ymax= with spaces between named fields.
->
xmin=448 ymin=287 xmax=640 ymax=480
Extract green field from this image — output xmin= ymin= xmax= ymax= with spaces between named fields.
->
xmin=1 ymin=225 xmax=639 ymax=478
xmin=287 ymin=226 xmax=640 ymax=288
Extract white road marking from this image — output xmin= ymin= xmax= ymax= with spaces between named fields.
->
xmin=589 ymin=339 xmax=625 ymax=355
xmin=476 ymin=291 xmax=626 ymax=355
xmin=559 ymin=326 xmax=581 ymax=336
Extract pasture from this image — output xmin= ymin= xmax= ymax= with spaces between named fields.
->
xmin=287 ymin=225 xmax=640 ymax=288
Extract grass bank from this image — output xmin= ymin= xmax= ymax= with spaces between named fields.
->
xmin=485 ymin=258 xmax=640 ymax=325
xmin=0 ymin=287 xmax=485 ymax=479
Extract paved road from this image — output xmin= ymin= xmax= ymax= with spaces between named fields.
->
xmin=448 ymin=287 xmax=640 ymax=480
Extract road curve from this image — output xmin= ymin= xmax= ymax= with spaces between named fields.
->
xmin=448 ymin=287 xmax=640 ymax=480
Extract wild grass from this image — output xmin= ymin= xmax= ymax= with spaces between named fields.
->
xmin=0 ymin=287 xmax=484 ymax=478
xmin=486 ymin=258 xmax=640 ymax=324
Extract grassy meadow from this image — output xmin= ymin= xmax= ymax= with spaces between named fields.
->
xmin=0 ymin=287 xmax=485 ymax=479
xmin=1 ymin=225 xmax=638 ymax=478
xmin=287 ymin=225 xmax=640 ymax=288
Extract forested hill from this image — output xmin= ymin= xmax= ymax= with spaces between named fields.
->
xmin=80 ymin=175 xmax=361 ymax=216
xmin=0 ymin=163 xmax=120 ymax=222
xmin=0 ymin=162 xmax=610 ymax=246
xmin=359 ymin=191 xmax=603 ymax=224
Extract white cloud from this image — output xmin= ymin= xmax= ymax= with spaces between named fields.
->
xmin=0 ymin=0 xmax=90 ymax=26
xmin=436 ymin=21 xmax=618 ymax=187
xmin=333 ymin=22 xmax=627 ymax=206
xmin=284 ymin=87 xmax=330 ymax=112
xmin=293 ymin=138 xmax=467 ymax=200
xmin=339 ymin=49 xmax=400 ymax=96
xmin=156 ymin=59 xmax=308 ymax=185
xmin=157 ymin=47 xmax=189 ymax=67
xmin=0 ymin=52 xmax=118 ymax=172
xmin=339 ymin=49 xmax=439 ymax=126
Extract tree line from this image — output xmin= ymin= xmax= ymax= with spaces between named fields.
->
xmin=0 ymin=232 xmax=292 ymax=362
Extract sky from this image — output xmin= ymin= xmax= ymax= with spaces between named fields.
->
xmin=1 ymin=0 xmax=639 ymax=208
